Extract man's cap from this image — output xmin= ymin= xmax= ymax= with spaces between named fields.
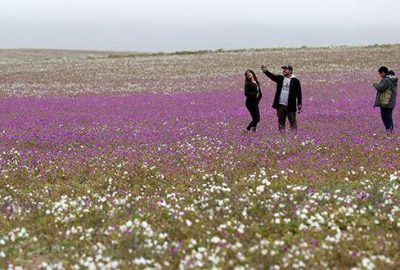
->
xmin=281 ymin=64 xmax=293 ymax=71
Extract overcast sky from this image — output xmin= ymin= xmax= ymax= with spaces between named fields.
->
xmin=1 ymin=0 xmax=400 ymax=52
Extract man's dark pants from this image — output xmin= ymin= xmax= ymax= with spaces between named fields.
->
xmin=277 ymin=105 xmax=297 ymax=131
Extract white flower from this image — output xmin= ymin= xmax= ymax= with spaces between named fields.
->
xmin=262 ymin=179 xmax=271 ymax=186
xmin=132 ymin=257 xmax=150 ymax=265
xmin=361 ymin=258 xmax=375 ymax=270
xmin=195 ymin=252 xmax=203 ymax=260
xmin=210 ymin=236 xmax=221 ymax=244
xmin=236 ymin=252 xmax=245 ymax=262
xmin=237 ymin=224 xmax=245 ymax=234
xmin=256 ymin=185 xmax=265 ymax=194
xmin=299 ymin=224 xmax=308 ymax=231
xmin=242 ymin=208 xmax=248 ymax=217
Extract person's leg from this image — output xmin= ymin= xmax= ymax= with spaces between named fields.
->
xmin=389 ymin=108 xmax=393 ymax=132
xmin=288 ymin=111 xmax=297 ymax=131
xmin=380 ymin=108 xmax=393 ymax=132
xmin=246 ymin=101 xmax=258 ymax=131
xmin=277 ymin=105 xmax=287 ymax=131
xmin=386 ymin=108 xmax=394 ymax=132
xmin=252 ymin=105 xmax=260 ymax=131
xmin=246 ymin=101 xmax=253 ymax=130
xmin=246 ymin=122 xmax=252 ymax=131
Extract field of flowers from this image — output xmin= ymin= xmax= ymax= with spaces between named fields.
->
xmin=0 ymin=45 xmax=399 ymax=269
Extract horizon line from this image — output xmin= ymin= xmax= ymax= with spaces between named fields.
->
xmin=0 ymin=43 xmax=399 ymax=55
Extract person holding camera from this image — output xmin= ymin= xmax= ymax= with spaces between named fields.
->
xmin=244 ymin=69 xmax=262 ymax=132
xmin=373 ymin=66 xmax=397 ymax=133
xmin=261 ymin=64 xmax=302 ymax=132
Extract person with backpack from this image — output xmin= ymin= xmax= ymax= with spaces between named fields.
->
xmin=244 ymin=69 xmax=262 ymax=132
xmin=373 ymin=66 xmax=398 ymax=133
xmin=261 ymin=64 xmax=302 ymax=132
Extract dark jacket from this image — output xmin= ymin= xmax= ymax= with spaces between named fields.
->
xmin=374 ymin=75 xmax=397 ymax=109
xmin=244 ymin=82 xmax=262 ymax=103
xmin=263 ymin=70 xmax=302 ymax=112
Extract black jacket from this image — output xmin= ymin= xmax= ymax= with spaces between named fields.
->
xmin=263 ymin=70 xmax=302 ymax=112
xmin=244 ymin=82 xmax=262 ymax=103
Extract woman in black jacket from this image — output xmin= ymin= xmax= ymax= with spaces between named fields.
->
xmin=244 ymin=69 xmax=262 ymax=131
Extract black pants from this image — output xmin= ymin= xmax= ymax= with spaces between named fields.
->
xmin=277 ymin=105 xmax=297 ymax=131
xmin=246 ymin=100 xmax=260 ymax=131
xmin=380 ymin=107 xmax=394 ymax=132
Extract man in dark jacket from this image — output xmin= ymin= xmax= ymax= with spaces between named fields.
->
xmin=261 ymin=64 xmax=302 ymax=132
xmin=373 ymin=66 xmax=398 ymax=133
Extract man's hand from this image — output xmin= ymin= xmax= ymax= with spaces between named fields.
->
xmin=261 ymin=65 xmax=267 ymax=72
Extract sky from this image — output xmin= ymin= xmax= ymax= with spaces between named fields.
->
xmin=1 ymin=0 xmax=400 ymax=52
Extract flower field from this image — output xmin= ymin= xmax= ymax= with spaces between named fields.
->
xmin=0 ymin=46 xmax=399 ymax=269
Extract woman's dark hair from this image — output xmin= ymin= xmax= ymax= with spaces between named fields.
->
xmin=388 ymin=70 xmax=395 ymax=76
xmin=245 ymin=69 xmax=259 ymax=85
xmin=378 ymin=66 xmax=389 ymax=74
